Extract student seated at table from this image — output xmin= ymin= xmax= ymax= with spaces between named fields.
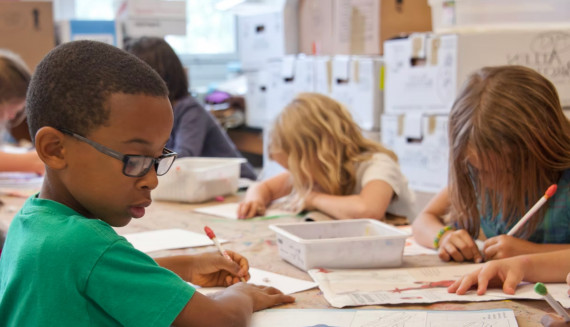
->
xmin=124 ymin=37 xmax=256 ymax=180
xmin=0 ymin=49 xmax=44 ymax=174
xmin=0 ymin=40 xmax=293 ymax=326
xmin=448 ymin=249 xmax=570 ymax=327
xmin=412 ymin=65 xmax=570 ymax=264
xmin=238 ymin=93 xmax=415 ymax=221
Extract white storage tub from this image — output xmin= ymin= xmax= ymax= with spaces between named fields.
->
xmin=429 ymin=0 xmax=570 ymax=33
xmin=154 ymin=157 xmax=245 ymax=203
xmin=269 ymin=219 xmax=408 ymax=271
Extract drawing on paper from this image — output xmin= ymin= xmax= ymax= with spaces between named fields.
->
xmin=390 ymin=280 xmax=455 ymax=293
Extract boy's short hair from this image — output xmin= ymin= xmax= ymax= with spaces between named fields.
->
xmin=26 ymin=40 xmax=169 ymax=140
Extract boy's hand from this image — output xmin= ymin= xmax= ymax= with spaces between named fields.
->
xmin=187 ymin=251 xmax=250 ymax=287
xmin=447 ymin=256 xmax=525 ymax=295
xmin=483 ymin=235 xmax=535 ymax=260
xmin=438 ymin=229 xmax=483 ymax=263
xmin=541 ymin=313 xmax=570 ymax=327
xmin=225 ymin=283 xmax=295 ymax=311
xmin=237 ymin=200 xmax=266 ymax=219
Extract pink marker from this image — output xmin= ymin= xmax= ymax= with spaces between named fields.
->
xmin=204 ymin=226 xmax=246 ymax=282
xmin=507 ymin=184 xmax=558 ymax=236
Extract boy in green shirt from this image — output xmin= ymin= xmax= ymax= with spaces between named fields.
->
xmin=0 ymin=40 xmax=294 ymax=326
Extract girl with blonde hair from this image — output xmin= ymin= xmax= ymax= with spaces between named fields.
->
xmin=0 ymin=49 xmax=44 ymax=174
xmin=412 ymin=65 xmax=570 ymax=263
xmin=238 ymin=93 xmax=415 ymax=220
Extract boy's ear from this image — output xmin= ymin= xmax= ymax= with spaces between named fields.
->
xmin=34 ymin=127 xmax=68 ymax=170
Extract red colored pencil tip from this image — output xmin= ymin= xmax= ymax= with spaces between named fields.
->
xmin=204 ymin=226 xmax=215 ymax=239
xmin=545 ymin=184 xmax=558 ymax=198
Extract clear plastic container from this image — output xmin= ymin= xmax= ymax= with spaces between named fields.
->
xmin=269 ymin=219 xmax=408 ymax=271
xmin=153 ymin=157 xmax=246 ymax=203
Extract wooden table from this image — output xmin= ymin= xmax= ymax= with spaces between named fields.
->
xmin=0 ymin=193 xmax=553 ymax=326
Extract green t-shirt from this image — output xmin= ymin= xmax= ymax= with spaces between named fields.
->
xmin=0 ymin=196 xmax=195 ymax=326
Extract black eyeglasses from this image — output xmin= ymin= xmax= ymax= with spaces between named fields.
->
xmin=58 ymin=128 xmax=177 ymax=178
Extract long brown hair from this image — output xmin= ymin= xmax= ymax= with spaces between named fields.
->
xmin=0 ymin=49 xmax=30 ymax=104
xmin=124 ymin=37 xmax=189 ymax=103
xmin=448 ymin=65 xmax=570 ymax=238
xmin=271 ymin=93 xmax=397 ymax=209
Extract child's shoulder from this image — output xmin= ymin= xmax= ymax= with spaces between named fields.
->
xmin=14 ymin=195 xmax=123 ymax=250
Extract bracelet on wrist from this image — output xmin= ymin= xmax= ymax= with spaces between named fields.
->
xmin=433 ymin=225 xmax=454 ymax=249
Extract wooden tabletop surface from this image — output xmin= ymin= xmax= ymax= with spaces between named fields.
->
xmin=0 ymin=193 xmax=554 ymax=326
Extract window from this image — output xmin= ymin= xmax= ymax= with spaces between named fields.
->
xmin=167 ymin=0 xmax=236 ymax=55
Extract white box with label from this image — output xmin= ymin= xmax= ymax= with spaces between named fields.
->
xmin=331 ymin=56 xmax=383 ymax=131
xmin=385 ymin=29 xmax=570 ymax=114
xmin=237 ymin=0 xmax=298 ymax=71
xmin=381 ymin=114 xmax=449 ymax=193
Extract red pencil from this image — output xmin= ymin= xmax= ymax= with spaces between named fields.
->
xmin=204 ymin=226 xmax=246 ymax=282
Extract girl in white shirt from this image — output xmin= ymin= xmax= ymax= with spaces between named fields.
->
xmin=238 ymin=93 xmax=415 ymax=220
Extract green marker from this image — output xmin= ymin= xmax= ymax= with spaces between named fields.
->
xmin=534 ymin=282 xmax=570 ymax=322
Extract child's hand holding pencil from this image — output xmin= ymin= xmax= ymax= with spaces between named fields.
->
xmin=184 ymin=250 xmax=250 ymax=287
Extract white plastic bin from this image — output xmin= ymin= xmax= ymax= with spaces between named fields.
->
xmin=429 ymin=0 xmax=570 ymax=32
xmin=153 ymin=157 xmax=245 ymax=203
xmin=269 ymin=219 xmax=408 ymax=271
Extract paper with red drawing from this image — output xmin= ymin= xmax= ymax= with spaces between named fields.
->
xmin=309 ymin=264 xmax=570 ymax=308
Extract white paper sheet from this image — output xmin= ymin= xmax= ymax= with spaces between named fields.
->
xmin=251 ymin=308 xmax=518 ymax=327
xmin=403 ymin=237 xmax=438 ymax=256
xmin=121 ymin=228 xmax=226 ymax=253
xmin=309 ymin=264 xmax=570 ymax=308
xmin=195 ymin=267 xmax=317 ymax=295
xmin=193 ymin=203 xmax=296 ymax=220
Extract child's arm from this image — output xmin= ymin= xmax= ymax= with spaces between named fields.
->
xmin=448 ymin=249 xmax=570 ymax=295
xmin=483 ymin=236 xmax=570 ymax=261
xmin=303 ymin=180 xmax=393 ymax=220
xmin=0 ymin=150 xmax=45 ymax=175
xmin=173 ymin=283 xmax=294 ymax=327
xmin=412 ymin=187 xmax=482 ymax=263
xmin=237 ymin=172 xmax=293 ymax=219
xmin=163 ymin=250 xmax=295 ymax=326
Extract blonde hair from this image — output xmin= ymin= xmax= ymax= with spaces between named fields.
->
xmin=448 ymin=65 xmax=570 ymax=238
xmin=270 ymin=93 xmax=396 ymax=209
xmin=0 ymin=49 xmax=31 ymax=103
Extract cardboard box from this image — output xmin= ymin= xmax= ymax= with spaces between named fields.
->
xmin=429 ymin=0 xmax=570 ymax=33
xmin=314 ymin=56 xmax=333 ymax=96
xmin=118 ymin=0 xmax=186 ymax=20
xmin=0 ymin=1 xmax=55 ymax=71
xmin=385 ymin=28 xmax=570 ymax=114
xmin=122 ymin=18 xmax=186 ymax=38
xmin=299 ymin=0 xmax=432 ymax=55
xmin=381 ymin=114 xmax=449 ymax=193
xmin=117 ymin=0 xmax=186 ymax=37
xmin=330 ymin=56 xmax=383 ymax=131
xmin=237 ymin=0 xmax=298 ymax=71
xmin=58 ymin=20 xmax=119 ymax=47
xmin=384 ymin=34 xmax=457 ymax=114
xmin=244 ymin=71 xmax=269 ymax=129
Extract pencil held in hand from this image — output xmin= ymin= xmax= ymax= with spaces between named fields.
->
xmin=204 ymin=226 xmax=246 ymax=282
xmin=507 ymin=184 xmax=557 ymax=236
